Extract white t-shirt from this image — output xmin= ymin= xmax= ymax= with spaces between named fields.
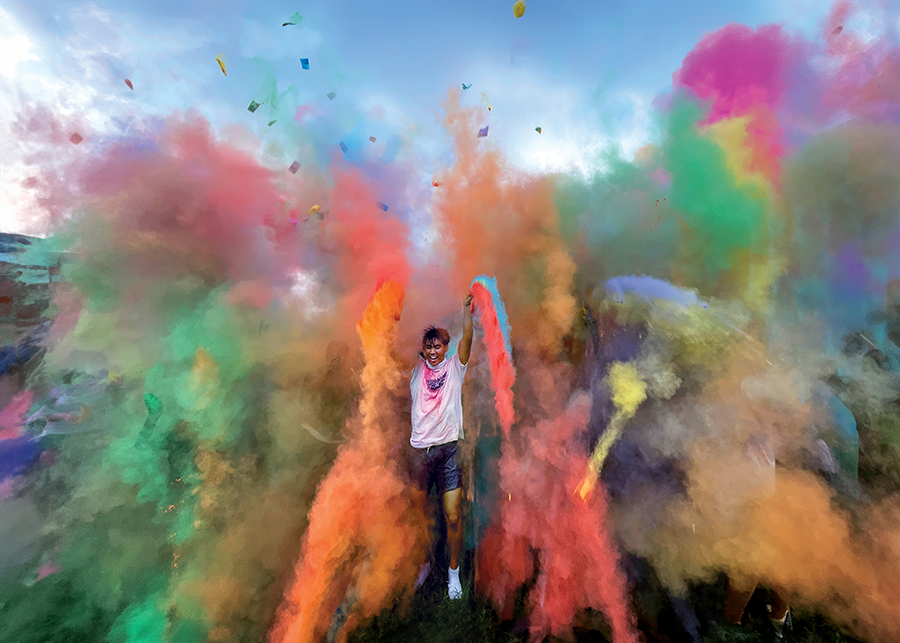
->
xmin=410 ymin=353 xmax=467 ymax=448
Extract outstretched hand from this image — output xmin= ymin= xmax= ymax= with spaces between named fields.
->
xmin=464 ymin=292 xmax=474 ymax=308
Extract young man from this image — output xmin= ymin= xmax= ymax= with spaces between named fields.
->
xmin=409 ymin=293 xmax=474 ymax=600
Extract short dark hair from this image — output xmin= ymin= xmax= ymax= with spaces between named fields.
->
xmin=422 ymin=326 xmax=451 ymax=346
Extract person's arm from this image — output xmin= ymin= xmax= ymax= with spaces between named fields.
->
xmin=458 ymin=292 xmax=474 ymax=366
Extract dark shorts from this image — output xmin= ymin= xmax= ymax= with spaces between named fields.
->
xmin=409 ymin=441 xmax=462 ymax=496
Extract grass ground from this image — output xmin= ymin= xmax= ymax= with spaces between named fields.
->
xmin=349 ymin=580 xmax=865 ymax=643
xmin=347 ymin=502 xmax=865 ymax=643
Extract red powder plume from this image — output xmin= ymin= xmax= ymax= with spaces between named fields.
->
xmin=71 ymin=117 xmax=296 ymax=304
xmin=478 ymin=396 xmax=639 ymax=643
xmin=471 ymin=281 xmax=516 ymax=436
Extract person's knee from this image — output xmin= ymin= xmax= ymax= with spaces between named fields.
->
xmin=444 ymin=500 xmax=461 ymax=526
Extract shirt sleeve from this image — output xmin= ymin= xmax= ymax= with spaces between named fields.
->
xmin=453 ymin=352 xmax=468 ymax=377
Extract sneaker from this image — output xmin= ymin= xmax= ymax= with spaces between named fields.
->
xmin=447 ymin=567 xmax=462 ymax=600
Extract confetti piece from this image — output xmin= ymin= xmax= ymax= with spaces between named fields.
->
xmin=833 ymin=25 xmax=843 ymax=35
xmin=482 ymin=92 xmax=492 ymax=111
xmin=339 ymin=141 xmax=348 ymax=153
xmin=283 ymin=12 xmax=303 ymax=26
xmin=535 ymin=126 xmax=542 ymax=134
xmin=327 ymin=92 xmax=336 ymax=100
xmin=514 ymin=1 xmax=526 ymax=18
xmin=268 ymin=120 xmax=277 ymax=126
xmin=124 ymin=79 xmax=133 ymax=90
xmin=478 ymin=126 xmax=489 ymax=138
xmin=289 ymin=161 xmax=301 ymax=174
xmin=432 ymin=181 xmax=440 ymax=187
xmin=300 ymin=58 xmax=310 ymax=70
xmin=309 ymin=205 xmax=321 ymax=215
xmin=369 ymin=136 xmax=376 ymax=142
xmin=216 ymin=55 xmax=227 ymax=76
xmin=248 ymin=101 xmax=260 ymax=113
xmin=462 ymin=83 xmax=472 ymax=90
xmin=70 ymin=133 xmax=83 ymax=145
xmin=378 ymin=202 xmax=389 ymax=211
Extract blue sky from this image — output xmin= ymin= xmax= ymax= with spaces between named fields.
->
xmin=1 ymin=0 xmax=837 ymax=235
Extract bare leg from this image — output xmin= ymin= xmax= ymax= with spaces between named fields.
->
xmin=769 ymin=589 xmax=789 ymax=620
xmin=443 ymin=487 xmax=463 ymax=570
xmin=724 ymin=576 xmax=757 ymax=624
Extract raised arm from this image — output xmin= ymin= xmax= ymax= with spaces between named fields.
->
xmin=458 ymin=292 xmax=474 ymax=366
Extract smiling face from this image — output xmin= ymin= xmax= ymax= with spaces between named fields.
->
xmin=423 ymin=338 xmax=448 ymax=367
xmin=421 ymin=326 xmax=451 ymax=366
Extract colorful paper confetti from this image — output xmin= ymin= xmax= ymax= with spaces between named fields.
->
xmin=478 ymin=126 xmax=489 ymax=138
xmin=369 ymin=136 xmax=377 ymax=143
xmin=289 ymin=161 xmax=301 ymax=174
xmin=248 ymin=101 xmax=260 ymax=113
xmin=216 ymin=55 xmax=227 ymax=76
xmin=124 ymin=79 xmax=133 ymax=90
xmin=327 ymin=92 xmax=336 ymax=100
xmin=69 ymin=133 xmax=83 ymax=145
xmin=339 ymin=141 xmax=348 ymax=153
xmin=283 ymin=12 xmax=303 ymax=26
xmin=300 ymin=58 xmax=310 ymax=70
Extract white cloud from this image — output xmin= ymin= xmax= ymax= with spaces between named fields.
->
xmin=1 ymin=9 xmax=48 ymax=236
xmin=842 ymin=4 xmax=891 ymax=43
xmin=0 ymin=6 xmax=657 ymax=238
xmin=0 ymin=5 xmax=220 ymax=235
xmin=0 ymin=8 xmax=39 ymax=78
xmin=455 ymin=64 xmax=653 ymax=177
